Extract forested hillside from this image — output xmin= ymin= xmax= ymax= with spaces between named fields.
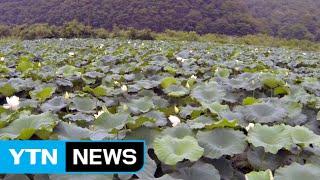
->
xmin=0 ymin=0 xmax=319 ymax=41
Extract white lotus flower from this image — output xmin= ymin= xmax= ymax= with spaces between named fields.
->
xmin=191 ymin=75 xmax=197 ymax=79
xmin=235 ymin=67 xmax=240 ymax=71
xmin=245 ymin=123 xmax=255 ymax=131
xmin=0 ymin=57 xmax=4 ymax=61
xmin=176 ymin=57 xmax=187 ymax=62
xmin=121 ymin=85 xmax=128 ymax=92
xmin=3 ymin=96 xmax=20 ymax=110
xmin=68 ymin=52 xmax=75 ymax=56
xmin=302 ymin=52 xmax=307 ymax=55
xmin=168 ymin=115 xmax=181 ymax=127
xmin=59 ymin=38 xmax=63 ymax=41
xmin=99 ymin=44 xmax=104 ymax=49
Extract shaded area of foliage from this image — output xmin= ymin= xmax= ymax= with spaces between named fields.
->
xmin=0 ymin=0 xmax=319 ymax=41
xmin=0 ymin=22 xmax=320 ymax=51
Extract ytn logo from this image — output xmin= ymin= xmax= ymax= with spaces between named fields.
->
xmin=9 ymin=149 xmax=57 ymax=165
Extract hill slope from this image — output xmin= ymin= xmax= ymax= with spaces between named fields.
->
xmin=0 ymin=0 xmax=319 ymax=40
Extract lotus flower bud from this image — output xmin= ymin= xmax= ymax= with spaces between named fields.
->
xmin=64 ymin=92 xmax=70 ymax=99
xmin=121 ymin=85 xmax=128 ymax=92
xmin=174 ymin=106 xmax=179 ymax=113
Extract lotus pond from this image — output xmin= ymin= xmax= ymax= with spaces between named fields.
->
xmin=0 ymin=39 xmax=320 ymax=179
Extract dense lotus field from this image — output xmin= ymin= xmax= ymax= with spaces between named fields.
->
xmin=0 ymin=39 xmax=320 ymax=179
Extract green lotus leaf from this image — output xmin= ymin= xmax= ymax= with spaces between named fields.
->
xmin=262 ymin=75 xmax=285 ymax=89
xmin=288 ymin=126 xmax=320 ymax=146
xmin=8 ymin=78 xmax=36 ymax=92
xmin=83 ymin=85 xmax=108 ymax=97
xmin=245 ymin=169 xmax=273 ymax=180
xmin=140 ymin=110 xmax=167 ymax=127
xmin=136 ymin=154 xmax=157 ymax=179
xmin=204 ymin=118 xmax=238 ymax=129
xmin=247 ymin=147 xmax=284 ymax=171
xmin=160 ymin=77 xmax=177 ymax=89
xmin=30 ymin=87 xmax=56 ymax=102
xmin=305 ymin=155 xmax=320 ymax=167
xmin=56 ymin=65 xmax=81 ymax=77
xmin=317 ymin=111 xmax=320 ymax=121
xmin=0 ymin=110 xmax=29 ymax=128
xmin=226 ymin=73 xmax=261 ymax=91
xmin=243 ymin=103 xmax=287 ymax=123
xmin=203 ymin=102 xmax=230 ymax=115
xmin=0 ymin=64 xmax=9 ymax=74
xmin=243 ymin=97 xmax=261 ymax=105
xmin=0 ymin=112 xmax=58 ymax=139
xmin=94 ymin=111 xmax=131 ymax=131
xmin=0 ymin=83 xmax=16 ymax=96
xmin=127 ymin=116 xmax=155 ymax=129
xmin=228 ymin=48 xmax=241 ymax=59
xmin=135 ymin=80 xmax=160 ymax=90
xmin=164 ymin=84 xmax=189 ymax=97
xmin=164 ymin=66 xmax=177 ymax=74
xmin=40 ymin=96 xmax=67 ymax=112
xmin=197 ymin=128 xmax=247 ymax=158
xmin=301 ymin=77 xmax=320 ymax=95
xmin=161 ymin=124 xmax=194 ymax=138
xmin=84 ymin=71 xmax=105 ymax=79
xmin=89 ymin=129 xmax=120 ymax=140
xmin=247 ymin=124 xmax=291 ymax=154
xmin=125 ymin=127 xmax=161 ymax=148
xmin=274 ymin=86 xmax=290 ymax=96
xmin=153 ymin=135 xmax=204 ymax=165
xmin=274 ymin=163 xmax=320 ymax=180
xmin=127 ymin=97 xmax=154 ymax=114
xmin=157 ymin=175 xmax=180 ymax=180
xmin=280 ymin=100 xmax=307 ymax=125
xmin=49 ymin=175 xmax=113 ymax=180
xmin=63 ymin=113 xmax=94 ymax=122
xmin=52 ymin=121 xmax=91 ymax=140
xmin=179 ymin=105 xmax=203 ymax=119
xmin=187 ymin=116 xmax=214 ymax=129
xmin=70 ymin=96 xmax=96 ymax=113
xmin=191 ymin=81 xmax=225 ymax=105
xmin=3 ymin=175 xmax=30 ymax=180
xmin=16 ymin=56 xmax=34 ymax=72
xmin=283 ymin=85 xmax=312 ymax=105
xmin=171 ymin=162 xmax=221 ymax=180
xmin=214 ymin=68 xmax=230 ymax=78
